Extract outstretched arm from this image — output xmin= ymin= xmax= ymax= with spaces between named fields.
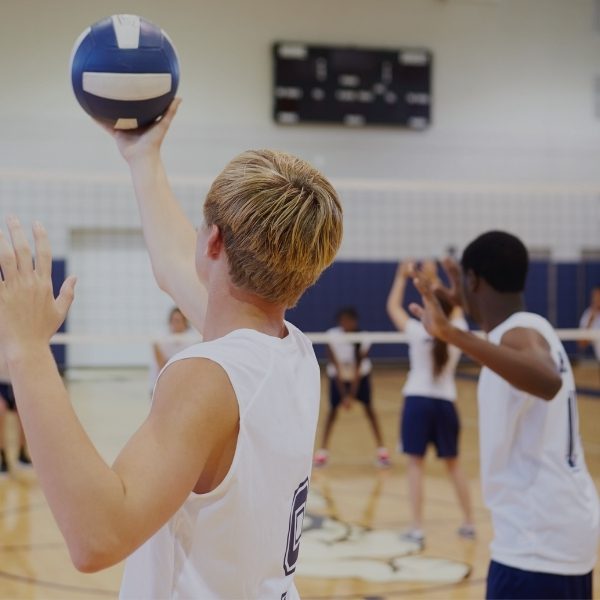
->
xmin=0 ymin=220 xmax=238 ymax=571
xmin=409 ymin=272 xmax=562 ymax=401
xmin=577 ymin=308 xmax=596 ymax=349
xmin=101 ymin=100 xmax=207 ymax=332
xmin=386 ymin=261 xmax=413 ymax=331
xmin=153 ymin=343 xmax=168 ymax=370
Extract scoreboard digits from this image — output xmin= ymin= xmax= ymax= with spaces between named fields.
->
xmin=273 ymin=42 xmax=432 ymax=129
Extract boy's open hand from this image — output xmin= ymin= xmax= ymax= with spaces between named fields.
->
xmin=0 ymin=218 xmax=76 ymax=358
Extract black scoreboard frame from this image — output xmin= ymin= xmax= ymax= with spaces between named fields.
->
xmin=272 ymin=41 xmax=432 ymax=129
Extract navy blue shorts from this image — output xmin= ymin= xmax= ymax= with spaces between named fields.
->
xmin=400 ymin=395 xmax=459 ymax=458
xmin=329 ymin=375 xmax=371 ymax=409
xmin=486 ymin=560 xmax=592 ymax=600
xmin=0 ymin=383 xmax=16 ymax=411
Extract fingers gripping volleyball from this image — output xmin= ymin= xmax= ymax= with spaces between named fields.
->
xmin=0 ymin=219 xmax=76 ymax=355
xmin=70 ymin=15 xmax=179 ymax=129
xmin=102 ymin=98 xmax=182 ymax=163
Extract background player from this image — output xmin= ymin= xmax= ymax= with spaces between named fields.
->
xmin=578 ymin=285 xmax=600 ymax=381
xmin=313 ymin=307 xmax=390 ymax=468
xmin=386 ymin=260 xmax=474 ymax=545
xmin=409 ymin=231 xmax=599 ymax=600
xmin=0 ymin=357 xmax=31 ymax=474
xmin=149 ymin=306 xmax=199 ymax=392
xmin=0 ymin=100 xmax=343 ymax=599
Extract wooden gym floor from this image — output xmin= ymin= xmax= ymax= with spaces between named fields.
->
xmin=0 ymin=363 xmax=598 ymax=599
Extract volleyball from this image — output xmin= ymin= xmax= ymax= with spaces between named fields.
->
xmin=70 ymin=14 xmax=179 ymax=129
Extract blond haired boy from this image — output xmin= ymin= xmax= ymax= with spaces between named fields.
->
xmin=0 ymin=100 xmax=342 ymax=599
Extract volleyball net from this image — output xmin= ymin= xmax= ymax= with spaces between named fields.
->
xmin=0 ymin=169 xmax=599 ymax=369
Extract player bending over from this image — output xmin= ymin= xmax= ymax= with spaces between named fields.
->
xmin=313 ymin=306 xmax=390 ymax=468
xmin=0 ymin=99 xmax=343 ymax=599
xmin=409 ymin=231 xmax=598 ymax=600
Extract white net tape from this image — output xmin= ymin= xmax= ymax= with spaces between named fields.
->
xmin=50 ymin=329 xmax=600 ymax=345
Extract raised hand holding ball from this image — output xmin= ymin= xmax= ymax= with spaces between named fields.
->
xmin=70 ymin=14 xmax=179 ymax=129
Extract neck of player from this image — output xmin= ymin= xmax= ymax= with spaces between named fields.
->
xmin=478 ymin=292 xmax=524 ymax=333
xmin=201 ymin=283 xmax=287 ymax=342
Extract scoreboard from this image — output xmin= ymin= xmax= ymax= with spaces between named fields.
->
xmin=273 ymin=42 xmax=432 ymax=129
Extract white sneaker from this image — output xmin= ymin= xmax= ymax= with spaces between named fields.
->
xmin=458 ymin=524 xmax=476 ymax=539
xmin=400 ymin=528 xmax=425 ymax=547
xmin=376 ymin=447 xmax=391 ymax=467
xmin=313 ymin=449 xmax=329 ymax=468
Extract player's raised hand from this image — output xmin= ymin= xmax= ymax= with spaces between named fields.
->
xmin=408 ymin=269 xmax=452 ymax=342
xmin=97 ymin=98 xmax=182 ymax=164
xmin=396 ymin=260 xmax=415 ymax=279
xmin=433 ymin=257 xmax=465 ymax=309
xmin=0 ymin=218 xmax=76 ymax=358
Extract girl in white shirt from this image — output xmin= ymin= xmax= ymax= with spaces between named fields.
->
xmin=149 ymin=307 xmax=200 ymax=392
xmin=387 ymin=261 xmax=475 ymax=545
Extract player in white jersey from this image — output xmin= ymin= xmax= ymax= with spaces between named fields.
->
xmin=148 ymin=306 xmax=199 ymax=392
xmin=313 ymin=306 xmax=390 ymax=468
xmin=0 ymin=100 xmax=343 ymax=599
xmin=387 ymin=260 xmax=474 ymax=546
xmin=578 ymin=285 xmax=600 ymax=381
xmin=0 ymin=356 xmax=32 ymax=474
xmin=409 ymin=231 xmax=598 ymax=599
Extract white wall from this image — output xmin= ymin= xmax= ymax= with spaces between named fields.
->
xmin=0 ymin=0 xmax=600 ymax=182
xmin=1 ymin=0 xmax=598 ymax=364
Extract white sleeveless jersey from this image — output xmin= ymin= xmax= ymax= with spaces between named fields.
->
xmin=325 ymin=326 xmax=372 ymax=380
xmin=478 ymin=312 xmax=599 ymax=575
xmin=402 ymin=317 xmax=467 ymax=401
xmin=120 ymin=322 xmax=320 ymax=599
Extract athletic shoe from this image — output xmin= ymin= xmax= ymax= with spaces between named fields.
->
xmin=313 ymin=449 xmax=329 ymax=468
xmin=17 ymin=448 xmax=32 ymax=467
xmin=0 ymin=451 xmax=8 ymax=477
xmin=376 ymin=447 xmax=391 ymax=468
xmin=400 ymin=528 xmax=425 ymax=547
xmin=457 ymin=524 xmax=476 ymax=539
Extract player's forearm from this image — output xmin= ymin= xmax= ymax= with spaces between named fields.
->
xmin=127 ymin=153 xmax=197 ymax=289
xmin=7 ymin=345 xmax=129 ymax=570
xmin=387 ymin=276 xmax=409 ymax=329
xmin=153 ymin=344 xmax=168 ymax=370
xmin=445 ymin=327 xmax=561 ymax=400
xmin=386 ymin=275 xmax=405 ymax=312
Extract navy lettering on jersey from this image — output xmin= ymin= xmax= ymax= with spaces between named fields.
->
xmin=557 ymin=349 xmax=580 ymax=469
xmin=567 ymin=389 xmax=579 ymax=469
xmin=283 ymin=477 xmax=309 ymax=575
xmin=557 ymin=350 xmax=568 ymax=374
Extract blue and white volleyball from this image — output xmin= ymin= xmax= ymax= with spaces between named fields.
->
xmin=70 ymin=15 xmax=179 ymax=129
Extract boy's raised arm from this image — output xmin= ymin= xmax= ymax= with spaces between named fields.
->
xmin=102 ymin=99 xmax=207 ymax=332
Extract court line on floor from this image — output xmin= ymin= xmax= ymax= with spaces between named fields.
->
xmin=0 ymin=500 xmax=47 ymax=517
xmin=0 ymin=542 xmax=64 ymax=552
xmin=301 ymin=576 xmax=487 ymax=599
xmin=0 ymin=569 xmax=117 ymax=597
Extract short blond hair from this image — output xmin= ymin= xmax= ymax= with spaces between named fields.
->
xmin=204 ymin=149 xmax=343 ymax=307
